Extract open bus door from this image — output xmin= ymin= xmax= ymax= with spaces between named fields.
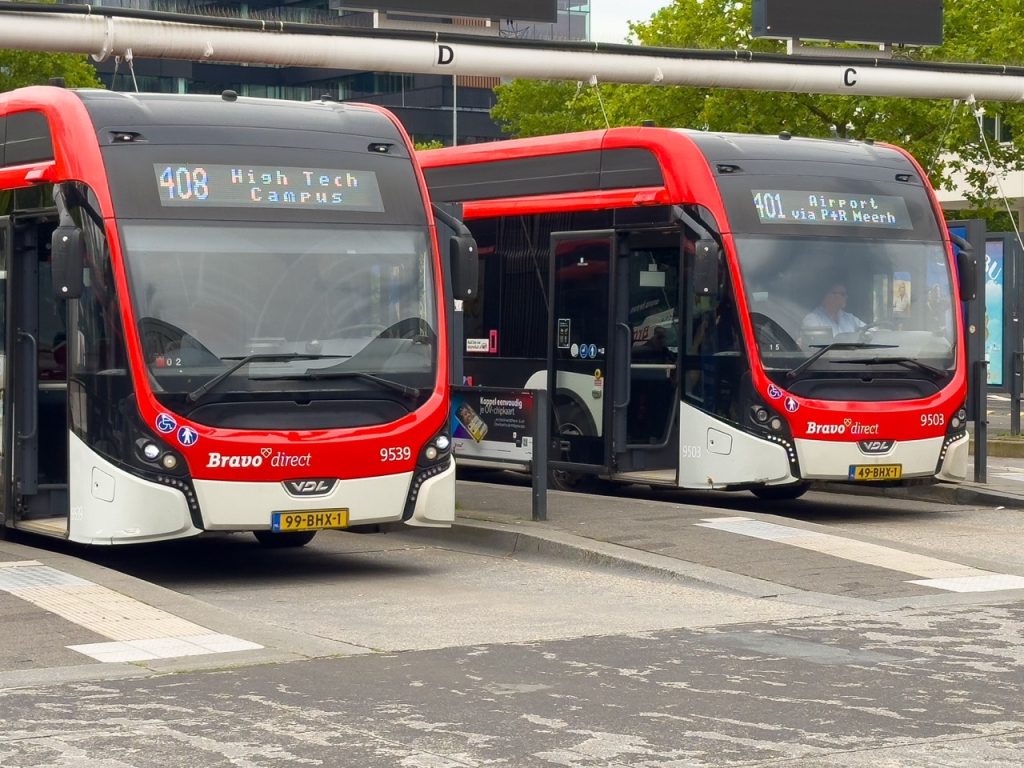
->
xmin=2 ymin=213 xmax=69 ymax=538
xmin=547 ymin=232 xmax=617 ymax=481
xmin=547 ymin=230 xmax=682 ymax=487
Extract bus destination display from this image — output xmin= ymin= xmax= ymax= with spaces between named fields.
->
xmin=751 ymin=190 xmax=913 ymax=229
xmin=154 ymin=164 xmax=385 ymax=212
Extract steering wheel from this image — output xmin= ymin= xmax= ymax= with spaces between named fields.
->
xmin=749 ymin=312 xmax=801 ymax=353
xmin=328 ymin=323 xmax=388 ymax=339
xmin=859 ymin=320 xmax=897 ymax=340
xmin=139 ymin=317 xmax=219 ymax=365
xmin=379 ymin=317 xmax=436 ymax=343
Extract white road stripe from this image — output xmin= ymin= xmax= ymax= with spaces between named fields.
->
xmin=0 ymin=561 xmax=261 ymax=662
xmin=697 ymin=517 xmax=1024 ymax=593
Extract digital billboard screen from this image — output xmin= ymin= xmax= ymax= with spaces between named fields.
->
xmin=346 ymin=1 xmax=557 ymax=23
xmin=752 ymin=0 xmax=942 ymax=46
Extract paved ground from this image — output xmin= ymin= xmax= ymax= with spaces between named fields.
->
xmin=2 ymin=442 xmax=1024 ymax=689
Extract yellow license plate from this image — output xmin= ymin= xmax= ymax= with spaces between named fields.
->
xmin=272 ymin=509 xmax=349 ymax=532
xmin=848 ymin=464 xmax=902 ymax=481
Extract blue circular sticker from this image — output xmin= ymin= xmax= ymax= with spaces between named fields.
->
xmin=155 ymin=413 xmax=177 ymax=434
xmin=177 ymin=426 xmax=199 ymax=446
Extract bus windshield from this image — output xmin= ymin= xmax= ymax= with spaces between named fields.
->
xmin=122 ymin=222 xmax=437 ymax=403
xmin=734 ymin=236 xmax=956 ymax=380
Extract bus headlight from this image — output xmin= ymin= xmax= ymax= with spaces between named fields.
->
xmin=951 ymin=407 xmax=968 ymax=429
xmin=419 ymin=428 xmax=453 ymax=466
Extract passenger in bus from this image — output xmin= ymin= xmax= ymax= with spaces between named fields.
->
xmin=801 ymin=282 xmax=865 ymax=339
xmin=635 ymin=325 xmax=675 ymax=362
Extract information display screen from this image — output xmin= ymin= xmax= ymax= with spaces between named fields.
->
xmin=751 ymin=190 xmax=913 ymax=229
xmin=153 ymin=163 xmax=385 ymax=212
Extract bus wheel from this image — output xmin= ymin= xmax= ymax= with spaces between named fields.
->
xmin=549 ymin=466 xmax=600 ymax=493
xmin=253 ymin=530 xmax=317 ymax=547
xmin=549 ymin=401 xmax=599 ymax=493
xmin=751 ymin=483 xmax=810 ymax=501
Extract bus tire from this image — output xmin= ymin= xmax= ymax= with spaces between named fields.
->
xmin=751 ymin=483 xmax=810 ymax=501
xmin=549 ymin=400 xmax=600 ymax=493
xmin=253 ymin=530 xmax=318 ymax=547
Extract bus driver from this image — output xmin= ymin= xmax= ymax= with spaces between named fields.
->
xmin=801 ymin=282 xmax=865 ymax=340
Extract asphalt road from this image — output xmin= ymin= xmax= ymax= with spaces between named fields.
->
xmin=2 ymin=479 xmax=1023 ymax=766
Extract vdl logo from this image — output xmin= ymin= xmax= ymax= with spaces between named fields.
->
xmin=859 ymin=440 xmax=895 ymax=454
xmin=283 ymin=479 xmax=338 ymax=497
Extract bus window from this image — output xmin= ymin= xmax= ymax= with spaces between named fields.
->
xmin=683 ymin=232 xmax=744 ymax=423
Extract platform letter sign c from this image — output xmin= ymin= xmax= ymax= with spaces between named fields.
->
xmin=438 ymin=44 xmax=454 ymax=66
xmin=843 ymin=68 xmax=857 ymax=87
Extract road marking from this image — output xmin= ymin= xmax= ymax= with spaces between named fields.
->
xmin=0 ymin=561 xmax=261 ymax=662
xmin=696 ymin=517 xmax=1024 ymax=593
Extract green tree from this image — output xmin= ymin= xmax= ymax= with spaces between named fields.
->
xmin=1 ymin=50 xmax=103 ymax=92
xmin=491 ymin=0 xmax=1024 ymax=211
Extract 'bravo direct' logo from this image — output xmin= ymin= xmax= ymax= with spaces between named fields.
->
xmin=207 ymin=448 xmax=313 ymax=468
xmin=806 ymin=418 xmax=880 ymax=436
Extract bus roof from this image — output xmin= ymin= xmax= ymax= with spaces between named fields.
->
xmin=419 ymin=126 xmax=923 ymax=218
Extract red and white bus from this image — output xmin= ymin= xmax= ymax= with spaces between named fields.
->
xmin=420 ymin=127 xmax=972 ymax=498
xmin=1 ymin=85 xmax=468 ymax=545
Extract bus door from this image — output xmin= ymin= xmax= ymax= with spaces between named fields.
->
xmin=615 ymin=231 xmax=682 ymax=481
xmin=547 ymin=232 xmax=619 ymax=475
xmin=5 ymin=214 xmax=68 ymax=536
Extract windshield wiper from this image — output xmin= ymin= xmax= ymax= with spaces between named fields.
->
xmin=786 ymin=342 xmax=897 ymax=382
xmin=830 ymin=356 xmax=947 ymax=378
xmin=186 ymin=353 xmax=335 ymax=405
xmin=299 ymin=369 xmax=421 ymax=399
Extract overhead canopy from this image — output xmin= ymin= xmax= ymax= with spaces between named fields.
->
xmin=0 ymin=3 xmax=1023 ymax=102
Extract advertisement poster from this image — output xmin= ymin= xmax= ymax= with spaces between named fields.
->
xmin=451 ymin=388 xmax=536 ymax=463
xmin=985 ymin=239 xmax=1004 ymax=387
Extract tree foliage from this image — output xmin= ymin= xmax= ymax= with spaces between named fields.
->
xmin=0 ymin=50 xmax=103 ymax=92
xmin=491 ymin=0 xmax=1024 ymax=211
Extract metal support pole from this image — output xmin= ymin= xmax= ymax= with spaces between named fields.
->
xmin=974 ymin=359 xmax=988 ymax=484
xmin=531 ymin=388 xmax=548 ymax=521
xmin=1012 ymin=350 xmax=1022 ymax=436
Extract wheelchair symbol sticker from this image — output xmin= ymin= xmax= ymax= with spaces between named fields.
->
xmin=156 ymin=413 xmax=177 ymax=433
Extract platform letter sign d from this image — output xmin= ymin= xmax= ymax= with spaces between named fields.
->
xmin=438 ymin=44 xmax=454 ymax=66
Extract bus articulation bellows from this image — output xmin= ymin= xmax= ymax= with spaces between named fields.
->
xmin=1 ymin=85 xmax=473 ymax=545
xmin=419 ymin=127 xmax=971 ymax=498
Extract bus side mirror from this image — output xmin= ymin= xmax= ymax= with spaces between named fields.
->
xmin=954 ymin=244 xmax=978 ymax=301
xmin=450 ymin=234 xmax=478 ymax=301
xmin=51 ymin=224 xmax=85 ymax=300
xmin=693 ymin=238 xmax=720 ymax=299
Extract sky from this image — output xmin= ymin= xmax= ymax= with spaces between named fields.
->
xmin=588 ymin=0 xmax=668 ymax=44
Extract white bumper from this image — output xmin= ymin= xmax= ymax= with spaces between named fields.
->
xmin=795 ymin=434 xmax=954 ymax=481
xmin=194 ymin=460 xmax=455 ymax=530
xmin=69 ymin=432 xmax=200 ymax=545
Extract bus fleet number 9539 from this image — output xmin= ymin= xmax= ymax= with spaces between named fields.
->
xmin=381 ymin=446 xmax=412 ymax=462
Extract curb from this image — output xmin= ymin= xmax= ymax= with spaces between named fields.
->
xmin=817 ymin=479 xmax=1024 ymax=508
xmin=973 ymin=439 xmax=1024 ymax=459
